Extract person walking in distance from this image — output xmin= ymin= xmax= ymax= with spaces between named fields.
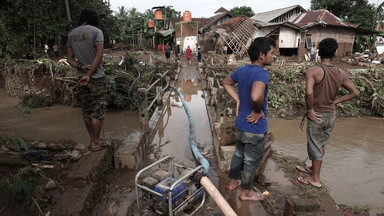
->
xmin=223 ymin=37 xmax=276 ymax=201
xmin=197 ymin=46 xmax=202 ymax=63
xmin=297 ymin=38 xmax=359 ymax=188
xmin=175 ymin=41 xmax=180 ymax=60
xmin=164 ymin=43 xmax=171 ymax=63
xmin=186 ymin=45 xmax=192 ymax=66
xmin=310 ymin=44 xmax=316 ymax=61
xmin=66 ymin=9 xmax=107 ymax=151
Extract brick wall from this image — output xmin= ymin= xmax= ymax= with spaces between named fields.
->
xmin=175 ymin=21 xmax=198 ymax=38
xmin=297 ymin=26 xmax=355 ymax=60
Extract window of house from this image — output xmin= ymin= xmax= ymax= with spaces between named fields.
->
xmin=305 ymin=34 xmax=312 ymax=49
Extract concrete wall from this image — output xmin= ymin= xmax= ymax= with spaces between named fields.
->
xmin=279 ymin=27 xmax=300 ymax=48
xmin=297 ymin=26 xmax=356 ymax=60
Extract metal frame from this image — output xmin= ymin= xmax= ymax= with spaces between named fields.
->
xmin=138 ymin=70 xmax=170 ymax=132
xmin=135 ymin=156 xmax=206 ymax=216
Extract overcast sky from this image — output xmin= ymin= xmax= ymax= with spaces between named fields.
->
xmin=109 ymin=0 xmax=382 ymax=18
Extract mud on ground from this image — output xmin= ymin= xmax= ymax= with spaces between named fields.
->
xmin=0 ymin=139 xmax=79 ymax=215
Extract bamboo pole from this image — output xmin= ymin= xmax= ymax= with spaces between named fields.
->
xmin=200 ymin=176 xmax=237 ymax=216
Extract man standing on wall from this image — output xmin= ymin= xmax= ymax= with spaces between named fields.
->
xmin=66 ymin=9 xmax=107 ymax=151
xmin=223 ymin=37 xmax=276 ymax=201
xmin=297 ymin=38 xmax=359 ymax=188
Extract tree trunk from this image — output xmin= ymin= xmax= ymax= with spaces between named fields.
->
xmin=65 ymin=0 xmax=71 ymax=21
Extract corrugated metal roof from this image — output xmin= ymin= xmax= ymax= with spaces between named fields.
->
xmin=251 ymin=5 xmax=304 ymax=23
xmin=290 ymin=9 xmax=358 ymax=29
xmin=157 ymin=29 xmax=175 ymax=37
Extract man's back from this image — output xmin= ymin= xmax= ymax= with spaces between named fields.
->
xmin=307 ymin=65 xmax=344 ymax=112
xmin=67 ymin=25 xmax=104 ymax=78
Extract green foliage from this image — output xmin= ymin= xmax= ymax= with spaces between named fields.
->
xmin=230 ymin=6 xmax=255 ymax=17
xmin=311 ymin=0 xmax=376 ymax=31
xmin=0 ymin=0 xmax=117 ymax=59
xmin=284 ymin=67 xmax=302 ymax=82
xmin=113 ymin=5 xmax=181 ymax=42
xmin=122 ymin=52 xmax=140 ymax=70
xmin=106 ymin=76 xmax=126 ymax=109
xmin=20 ymin=93 xmax=51 ymax=108
xmin=0 ymin=135 xmax=29 ymax=151
xmin=0 ymin=179 xmax=35 ymax=202
xmin=268 ymin=89 xmax=281 ymax=109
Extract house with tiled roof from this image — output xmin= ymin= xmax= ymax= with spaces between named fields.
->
xmin=215 ymin=7 xmax=229 ymax=15
xmin=288 ymin=9 xmax=359 ymax=58
xmin=251 ymin=5 xmax=362 ymax=59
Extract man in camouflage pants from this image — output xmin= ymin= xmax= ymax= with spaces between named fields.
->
xmin=66 ymin=9 xmax=107 ymax=151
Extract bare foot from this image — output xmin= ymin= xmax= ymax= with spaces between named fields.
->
xmin=239 ymin=191 xmax=264 ymax=201
xmin=297 ymin=176 xmax=322 ymax=188
xmin=296 ymin=165 xmax=313 ymax=175
xmin=225 ymin=179 xmax=241 ymax=191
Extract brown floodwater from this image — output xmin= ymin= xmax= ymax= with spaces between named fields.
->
xmin=1 ymin=77 xmax=383 ymax=210
xmin=0 ymin=89 xmax=141 ymax=145
xmin=269 ymin=117 xmax=384 ymax=208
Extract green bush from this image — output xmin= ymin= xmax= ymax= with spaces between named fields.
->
xmin=0 ymin=179 xmax=35 ymax=202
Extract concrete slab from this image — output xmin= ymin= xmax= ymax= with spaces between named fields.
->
xmin=67 ymin=148 xmax=109 ymax=187
xmin=292 ymin=198 xmax=320 ymax=212
xmin=52 ymin=147 xmax=113 ymax=216
xmin=114 ymin=131 xmax=146 ymax=169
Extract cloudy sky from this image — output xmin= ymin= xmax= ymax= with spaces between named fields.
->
xmin=109 ymin=0 xmax=382 ymax=18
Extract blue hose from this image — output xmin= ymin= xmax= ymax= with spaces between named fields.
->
xmin=169 ymin=85 xmax=210 ymax=175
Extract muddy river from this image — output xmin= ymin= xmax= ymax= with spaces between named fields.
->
xmin=269 ymin=117 xmax=384 ymax=208
xmin=1 ymin=79 xmax=383 ymax=209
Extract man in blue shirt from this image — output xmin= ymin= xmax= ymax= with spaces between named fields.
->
xmin=223 ymin=37 xmax=276 ymax=201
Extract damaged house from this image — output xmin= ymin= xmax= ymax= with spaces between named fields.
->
xmin=206 ymin=5 xmax=361 ymax=60
xmin=251 ymin=5 xmax=360 ymax=60
xmin=288 ymin=9 xmax=359 ymax=59
xmin=209 ymin=16 xmax=260 ymax=56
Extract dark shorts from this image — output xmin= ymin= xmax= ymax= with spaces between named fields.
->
xmin=165 ymin=52 xmax=170 ymax=59
xmin=306 ymin=112 xmax=335 ymax=161
xmin=78 ymin=76 xmax=107 ymax=120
